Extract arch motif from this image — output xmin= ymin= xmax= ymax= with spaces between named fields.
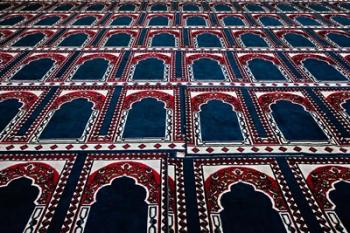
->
xmin=0 ymin=53 xmax=15 ymax=67
xmin=204 ymin=167 xmax=287 ymax=212
xmin=72 ymin=14 xmax=103 ymax=21
xmin=148 ymin=30 xmax=180 ymax=38
xmin=122 ymin=91 xmax=174 ymax=110
xmin=192 ymin=30 xmax=223 ymax=39
xmin=0 ymin=162 xmax=59 ymax=205
xmin=0 ymin=91 xmax=38 ymax=110
xmin=132 ymin=53 xmax=171 ymax=64
xmin=238 ymin=53 xmax=280 ymax=65
xmin=326 ymin=92 xmax=350 ymax=111
xmin=275 ymin=30 xmax=310 ymax=38
xmin=186 ymin=54 xmax=225 ymax=64
xmin=306 ymin=165 xmax=350 ymax=210
xmin=51 ymin=91 xmax=106 ymax=110
xmin=75 ymin=53 xmax=118 ymax=65
xmin=105 ymin=30 xmax=137 ymax=38
xmin=292 ymin=54 xmax=335 ymax=65
xmin=191 ymin=93 xmax=242 ymax=112
xmin=258 ymin=92 xmax=315 ymax=112
xmin=60 ymin=30 xmax=96 ymax=40
xmin=22 ymin=53 xmax=67 ymax=65
xmin=81 ymin=162 xmax=161 ymax=205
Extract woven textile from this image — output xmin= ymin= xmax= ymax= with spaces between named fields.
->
xmin=0 ymin=1 xmax=350 ymax=232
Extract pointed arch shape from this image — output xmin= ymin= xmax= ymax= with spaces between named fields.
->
xmin=0 ymin=91 xmax=38 ymax=110
xmin=306 ymin=165 xmax=350 ymax=210
xmin=51 ymin=91 xmax=106 ymax=111
xmin=81 ymin=161 xmax=161 ymax=205
xmin=258 ymin=92 xmax=315 ymax=113
xmin=122 ymin=91 xmax=174 ymax=110
xmin=326 ymin=92 xmax=350 ymax=111
xmin=204 ymin=166 xmax=287 ymax=212
xmin=0 ymin=162 xmax=59 ymax=205
xmin=191 ymin=93 xmax=242 ymax=112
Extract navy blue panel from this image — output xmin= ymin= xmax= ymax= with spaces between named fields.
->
xmin=248 ymin=58 xmax=286 ymax=81
xmin=183 ymin=159 xmax=201 ymax=233
xmin=99 ymin=87 xmax=122 ymax=135
xmin=186 ymin=16 xmax=206 ymax=26
xmin=296 ymin=16 xmax=321 ymax=26
xmin=73 ymin=16 xmax=96 ymax=25
xmin=122 ymin=98 xmax=166 ymax=138
xmin=12 ymin=58 xmax=54 ymax=81
xmin=193 ymin=58 xmax=225 ymax=81
xmin=340 ymin=2 xmax=350 ymax=10
xmin=224 ymin=28 xmax=235 ymax=47
xmin=119 ymin=3 xmax=136 ymax=11
xmin=327 ymin=33 xmax=350 ymax=47
xmin=13 ymin=33 xmax=45 ymax=47
xmin=223 ymin=16 xmax=244 ymax=26
xmin=55 ymin=51 xmax=80 ymax=79
xmin=105 ymin=33 xmax=131 ymax=47
xmin=284 ymin=33 xmax=315 ymax=47
xmin=91 ymin=28 xmax=106 ymax=46
xmin=87 ymin=3 xmax=104 ymax=11
xmin=35 ymin=16 xmax=60 ymax=25
xmin=0 ymin=99 xmax=22 ymax=132
xmin=179 ymin=86 xmax=186 ymax=135
xmin=175 ymin=12 xmax=180 ymax=26
xmin=303 ymin=59 xmax=348 ymax=81
xmin=343 ymin=100 xmax=350 ymax=116
xmin=137 ymin=28 xmax=147 ymax=45
xmin=71 ymin=58 xmax=109 ymax=80
xmin=47 ymin=153 xmax=87 ymax=233
xmin=183 ymin=3 xmax=199 ymax=11
xmin=136 ymin=13 xmax=146 ymax=25
xmin=0 ymin=177 xmax=39 ymax=233
xmin=0 ymin=50 xmax=28 ymax=77
xmin=59 ymin=33 xmax=88 ymax=47
xmin=226 ymin=52 xmax=242 ymax=79
xmin=309 ymin=3 xmax=329 ymax=12
xmin=197 ymin=33 xmax=222 ymax=47
xmin=200 ymin=100 xmax=243 ymax=142
xmin=175 ymin=51 xmax=182 ymax=78
xmin=220 ymin=183 xmax=287 ymax=233
xmin=0 ymin=3 xmax=11 ymax=11
xmin=151 ymin=33 xmax=175 ymax=47
xmin=133 ymin=58 xmax=164 ymax=80
xmin=84 ymin=177 xmax=148 ymax=233
xmin=21 ymin=3 xmax=42 ymax=11
xmin=214 ymin=4 xmax=231 ymax=11
xmin=306 ymin=88 xmax=350 ymax=138
xmin=271 ymin=100 xmax=328 ymax=141
xmin=277 ymin=3 xmax=296 ymax=11
xmin=183 ymin=28 xmax=190 ymax=46
xmin=0 ymin=16 xmax=24 ymax=25
xmin=246 ymin=3 xmax=264 ymax=11
xmin=329 ymin=182 xmax=350 ymax=232
xmin=276 ymin=52 xmax=304 ymax=80
xmin=241 ymin=88 xmax=268 ymax=137
xmin=115 ymin=51 xmax=131 ymax=79
xmin=39 ymin=98 xmax=93 ymax=140
xmin=277 ymin=158 xmax=325 ymax=233
xmin=149 ymin=16 xmax=168 ymax=26
xmin=111 ymin=16 xmax=132 ymax=25
xmin=260 ymin=16 xmax=283 ymax=26
xmin=241 ymin=33 xmax=268 ymax=47
xmin=54 ymin=3 xmax=73 ymax=11
xmin=151 ymin=3 xmax=167 ymax=11
xmin=209 ymin=13 xmax=219 ymax=25
xmin=331 ymin=16 xmax=350 ymax=25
